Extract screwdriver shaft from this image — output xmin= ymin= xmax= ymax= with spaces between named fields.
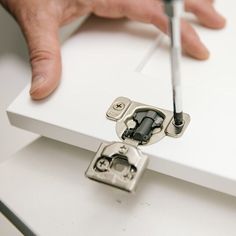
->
xmin=165 ymin=0 xmax=184 ymax=126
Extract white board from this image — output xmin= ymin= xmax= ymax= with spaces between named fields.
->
xmin=7 ymin=1 xmax=236 ymax=196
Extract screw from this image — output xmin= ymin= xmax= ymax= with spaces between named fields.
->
xmin=113 ymin=102 xmax=125 ymax=111
xmin=119 ymin=145 xmax=128 ymax=154
xmin=96 ymin=158 xmax=110 ymax=171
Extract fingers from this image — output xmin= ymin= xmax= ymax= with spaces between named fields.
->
xmin=181 ymin=20 xmax=209 ymax=60
xmin=106 ymin=0 xmax=209 ymax=60
xmin=185 ymin=0 xmax=226 ymax=29
xmin=18 ymin=12 xmax=61 ymax=100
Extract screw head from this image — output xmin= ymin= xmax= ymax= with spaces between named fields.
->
xmin=119 ymin=145 xmax=128 ymax=154
xmin=113 ymin=102 xmax=125 ymax=111
xmin=96 ymin=158 xmax=110 ymax=171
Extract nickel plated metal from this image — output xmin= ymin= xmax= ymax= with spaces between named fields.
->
xmin=85 ymin=142 xmax=149 ymax=192
xmin=107 ymin=97 xmax=190 ymax=144
xmin=85 ymin=97 xmax=190 ymax=193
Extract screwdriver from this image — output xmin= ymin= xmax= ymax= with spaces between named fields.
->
xmin=163 ymin=0 xmax=184 ymax=126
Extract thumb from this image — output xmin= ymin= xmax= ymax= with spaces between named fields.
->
xmin=21 ymin=16 xmax=61 ymax=100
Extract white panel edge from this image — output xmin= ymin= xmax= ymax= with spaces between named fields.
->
xmin=6 ymin=110 xmax=236 ymax=197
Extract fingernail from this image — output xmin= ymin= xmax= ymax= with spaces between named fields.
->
xmin=200 ymin=44 xmax=210 ymax=58
xmin=217 ymin=14 xmax=226 ymax=28
xmin=218 ymin=14 xmax=226 ymax=22
xmin=195 ymin=47 xmax=209 ymax=60
xmin=30 ymin=76 xmax=45 ymax=95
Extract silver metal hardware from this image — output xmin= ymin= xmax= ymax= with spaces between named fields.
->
xmin=107 ymin=97 xmax=190 ymax=146
xmin=106 ymin=97 xmax=131 ymax=121
xmin=113 ymin=102 xmax=126 ymax=111
xmin=85 ymin=97 xmax=190 ymax=192
xmin=86 ymin=142 xmax=149 ymax=192
xmin=95 ymin=158 xmax=110 ymax=172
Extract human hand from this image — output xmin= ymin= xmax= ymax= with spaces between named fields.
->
xmin=0 ymin=0 xmax=225 ymax=100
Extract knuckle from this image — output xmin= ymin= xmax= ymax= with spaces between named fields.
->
xmin=187 ymin=0 xmax=203 ymax=14
xmin=30 ymin=49 xmax=56 ymax=64
xmin=21 ymin=10 xmax=56 ymax=28
xmin=114 ymin=1 xmax=126 ymax=16
xmin=91 ymin=0 xmax=108 ymax=12
xmin=92 ymin=0 xmax=126 ymax=16
xmin=148 ymin=11 xmax=158 ymax=24
xmin=13 ymin=2 xmax=60 ymax=28
xmin=112 ymin=0 xmax=132 ymax=16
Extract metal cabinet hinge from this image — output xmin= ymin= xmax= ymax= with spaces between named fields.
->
xmin=85 ymin=97 xmax=190 ymax=192
xmin=86 ymin=142 xmax=148 ymax=192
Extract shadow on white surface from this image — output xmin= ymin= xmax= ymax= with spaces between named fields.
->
xmin=1 ymin=137 xmax=236 ymax=236
xmin=0 ymin=6 xmax=37 ymax=163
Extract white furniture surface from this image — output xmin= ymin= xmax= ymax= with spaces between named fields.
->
xmin=1 ymin=137 xmax=236 ymax=236
xmin=7 ymin=0 xmax=236 ymax=196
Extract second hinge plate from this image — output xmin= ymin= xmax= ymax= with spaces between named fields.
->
xmin=85 ymin=142 xmax=149 ymax=192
